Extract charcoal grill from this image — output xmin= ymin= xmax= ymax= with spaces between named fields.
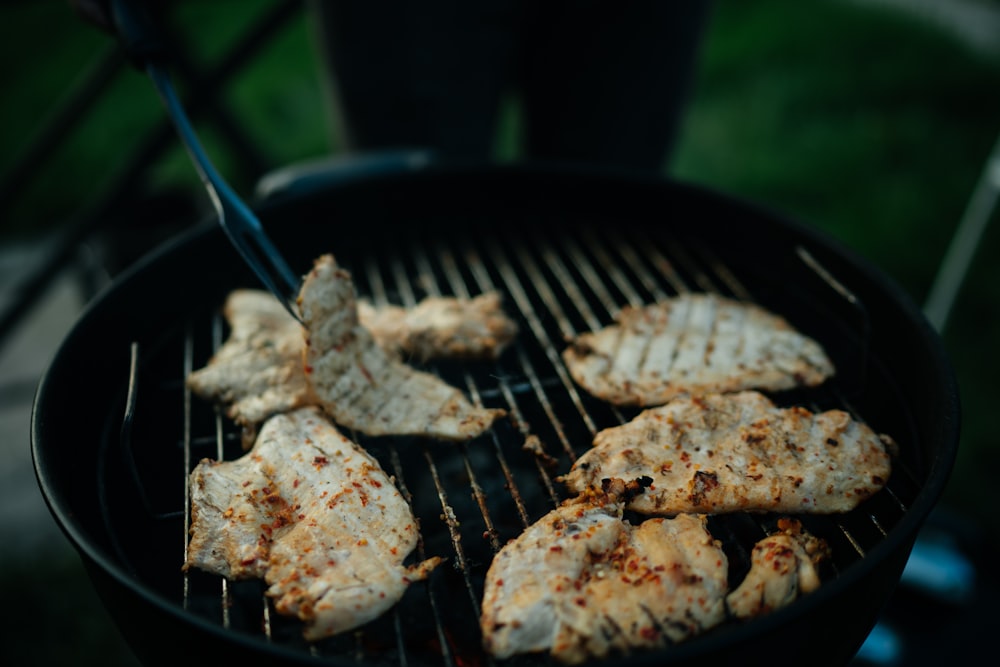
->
xmin=32 ymin=161 xmax=959 ymax=667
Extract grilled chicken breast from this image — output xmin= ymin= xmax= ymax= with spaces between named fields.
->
xmin=726 ymin=518 xmax=830 ymax=619
xmin=560 ymin=391 xmax=893 ymax=515
xmin=562 ymin=294 xmax=835 ymax=407
xmin=186 ymin=289 xmax=314 ymax=447
xmin=300 ymin=254 xmax=505 ymax=440
xmin=357 ymin=291 xmax=518 ymax=362
xmin=185 ymin=407 xmax=441 ymax=640
xmin=480 ymin=479 xmax=729 ymax=664
xmin=188 ymin=286 xmax=515 ymax=445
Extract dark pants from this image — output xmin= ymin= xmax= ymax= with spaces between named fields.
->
xmin=308 ymin=0 xmax=712 ymax=172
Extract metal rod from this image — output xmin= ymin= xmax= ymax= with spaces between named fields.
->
xmin=489 ymin=236 xmax=599 ymax=438
xmin=924 ymin=130 xmax=1000 ymax=333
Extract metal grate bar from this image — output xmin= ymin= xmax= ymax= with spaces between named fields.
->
xmin=145 ymin=216 xmax=923 ymax=665
xmin=207 ymin=315 xmax=235 ymax=630
xmin=685 ymin=238 xmax=755 ymax=301
xmin=484 ymin=236 xmax=600 ymax=442
xmin=364 ymin=255 xmax=463 ymax=667
xmin=410 ymin=243 xmax=510 ymax=548
xmin=386 ymin=447 xmax=439 ymax=667
xmin=182 ymin=328 xmax=194 ymax=611
xmin=422 ymin=445 xmax=483 ymax=621
xmin=578 ymin=227 xmax=649 ymax=308
xmin=605 ymin=227 xmax=678 ymax=300
xmin=455 ymin=227 xmax=582 ymax=475
xmin=433 ymin=242 xmax=543 ymax=528
xmin=625 ymin=227 xmax=695 ymax=294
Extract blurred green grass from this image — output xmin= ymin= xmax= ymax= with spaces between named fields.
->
xmin=1 ymin=0 xmax=999 ymax=663
xmin=670 ymin=0 xmax=1000 ymax=544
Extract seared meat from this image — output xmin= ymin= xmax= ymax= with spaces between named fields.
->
xmin=185 ymin=407 xmax=442 ymax=640
xmin=186 ymin=289 xmax=314 ymax=447
xmin=480 ymin=479 xmax=729 ymax=664
xmin=357 ymin=291 xmax=518 ymax=362
xmin=726 ymin=518 xmax=830 ymax=619
xmin=562 ymin=294 xmax=835 ymax=407
xmin=559 ymin=391 xmax=893 ymax=514
xmin=299 ymin=254 xmax=505 ymax=440
xmin=188 ymin=286 xmax=515 ymax=445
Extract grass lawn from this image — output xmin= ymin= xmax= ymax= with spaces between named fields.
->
xmin=1 ymin=0 xmax=999 ymax=664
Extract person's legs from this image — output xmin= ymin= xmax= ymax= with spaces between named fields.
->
xmin=518 ymin=0 xmax=713 ymax=172
xmin=307 ymin=0 xmax=519 ymax=160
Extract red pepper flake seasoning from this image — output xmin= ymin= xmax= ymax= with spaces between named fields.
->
xmin=357 ymin=361 xmax=374 ymax=383
xmin=313 ymin=455 xmax=329 ymax=468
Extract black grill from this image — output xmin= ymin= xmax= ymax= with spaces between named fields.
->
xmin=101 ymin=218 xmax=922 ymax=666
xmin=31 ymin=165 xmax=958 ymax=667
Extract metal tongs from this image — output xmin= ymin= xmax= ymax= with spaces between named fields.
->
xmin=102 ymin=0 xmax=302 ymax=321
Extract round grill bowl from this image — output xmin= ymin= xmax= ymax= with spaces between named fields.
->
xmin=32 ymin=162 xmax=959 ymax=667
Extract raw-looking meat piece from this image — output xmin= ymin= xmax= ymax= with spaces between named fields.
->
xmin=726 ymin=518 xmax=830 ymax=619
xmin=357 ymin=291 xmax=518 ymax=362
xmin=299 ymin=254 xmax=505 ymax=440
xmin=562 ymin=294 xmax=835 ymax=407
xmin=184 ymin=407 xmax=442 ymax=640
xmin=186 ymin=289 xmax=314 ymax=447
xmin=559 ymin=391 xmax=893 ymax=515
xmin=480 ymin=479 xmax=729 ymax=664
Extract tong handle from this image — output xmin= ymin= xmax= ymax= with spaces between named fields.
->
xmin=104 ymin=0 xmax=303 ymax=321
xmin=146 ymin=63 xmax=303 ymax=320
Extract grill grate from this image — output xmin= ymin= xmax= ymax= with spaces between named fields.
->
xmin=108 ymin=221 xmax=922 ymax=666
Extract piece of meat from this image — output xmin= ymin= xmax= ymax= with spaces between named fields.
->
xmin=186 ymin=289 xmax=314 ymax=447
xmin=299 ymin=254 xmax=505 ymax=440
xmin=188 ymin=287 xmax=516 ymax=445
xmin=726 ymin=518 xmax=830 ymax=619
xmin=357 ymin=291 xmax=518 ymax=362
xmin=559 ymin=391 xmax=893 ymax=515
xmin=562 ymin=294 xmax=835 ymax=407
xmin=480 ymin=479 xmax=729 ymax=664
xmin=184 ymin=407 xmax=442 ymax=640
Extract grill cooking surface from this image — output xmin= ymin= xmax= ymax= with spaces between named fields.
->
xmin=100 ymin=221 xmax=922 ymax=666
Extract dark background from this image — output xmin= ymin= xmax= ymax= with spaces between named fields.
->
xmin=1 ymin=1 xmax=998 ymax=664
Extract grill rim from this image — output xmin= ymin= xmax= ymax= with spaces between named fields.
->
xmin=31 ymin=161 xmax=961 ymax=666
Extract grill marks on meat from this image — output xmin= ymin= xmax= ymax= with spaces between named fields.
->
xmin=184 ymin=407 xmax=442 ymax=640
xmin=562 ymin=294 xmax=835 ymax=407
xmin=187 ymin=286 xmax=515 ymax=445
xmin=560 ymin=391 xmax=893 ymax=514
xmin=726 ymin=518 xmax=830 ymax=619
xmin=300 ymin=254 xmax=505 ymax=440
xmin=480 ymin=480 xmax=729 ymax=664
xmin=357 ymin=291 xmax=518 ymax=362
xmin=186 ymin=289 xmax=314 ymax=447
